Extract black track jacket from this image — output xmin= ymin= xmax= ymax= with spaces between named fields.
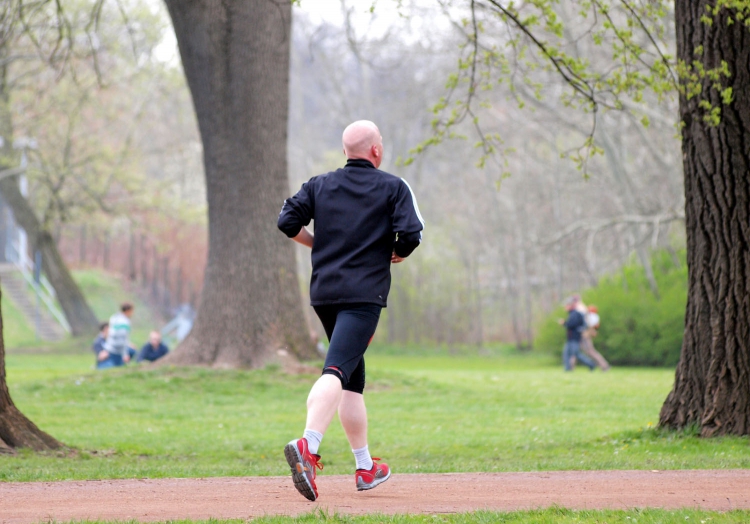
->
xmin=278 ymin=159 xmax=424 ymax=307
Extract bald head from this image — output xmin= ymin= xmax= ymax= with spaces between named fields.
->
xmin=342 ymin=120 xmax=383 ymax=168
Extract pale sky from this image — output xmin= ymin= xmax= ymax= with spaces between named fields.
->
xmin=151 ymin=0 xmax=448 ymax=64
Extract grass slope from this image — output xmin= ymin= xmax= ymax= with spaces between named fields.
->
xmin=72 ymin=269 xmax=162 ymax=345
xmin=2 ymin=269 xmax=161 ymax=352
xmin=2 ymin=291 xmax=39 ymax=348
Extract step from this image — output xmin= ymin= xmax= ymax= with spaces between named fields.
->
xmin=0 ymin=269 xmax=65 ymax=341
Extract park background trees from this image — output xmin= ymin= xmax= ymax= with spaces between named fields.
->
xmin=1 ymin=0 xmax=748 ymax=448
xmin=4 ymin=0 xmax=689 ymax=353
xmin=287 ymin=0 xmax=750 ymax=436
xmin=0 ymin=0 xmax=207 ymax=450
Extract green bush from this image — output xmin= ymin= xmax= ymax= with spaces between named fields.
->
xmin=535 ymin=250 xmax=687 ymax=367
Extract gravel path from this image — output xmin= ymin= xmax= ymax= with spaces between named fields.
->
xmin=1 ymin=470 xmax=749 ymax=523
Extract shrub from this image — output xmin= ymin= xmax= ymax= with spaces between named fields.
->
xmin=534 ymin=249 xmax=687 ymax=367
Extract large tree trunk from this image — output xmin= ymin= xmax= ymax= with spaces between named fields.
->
xmin=163 ymin=1 xmax=315 ymax=367
xmin=659 ymin=1 xmax=750 ymax=436
xmin=0 ymin=177 xmax=99 ymax=337
xmin=0 ymin=285 xmax=62 ymax=452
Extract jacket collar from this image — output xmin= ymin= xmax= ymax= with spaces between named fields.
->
xmin=345 ymin=158 xmax=375 ymax=169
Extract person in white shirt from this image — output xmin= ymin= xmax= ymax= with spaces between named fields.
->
xmin=581 ymin=304 xmax=610 ymax=371
xmin=99 ymin=303 xmax=136 ymax=368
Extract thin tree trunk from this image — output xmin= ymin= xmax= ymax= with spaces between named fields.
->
xmin=0 ymin=178 xmax=98 ymax=336
xmin=514 ymin=203 xmax=534 ymax=350
xmin=659 ymin=1 xmax=750 ymax=437
xmin=162 ymin=256 xmax=170 ymax=312
xmin=636 ymin=245 xmax=660 ymax=299
xmin=0 ymin=285 xmax=62 ymax=452
xmin=471 ymin=258 xmax=483 ymax=347
xmin=176 ymin=265 xmax=183 ymax=305
xmin=599 ymin=127 xmax=661 ymax=298
xmin=163 ymin=1 xmax=315 ymax=366
xmin=128 ymin=230 xmax=136 ymax=281
xmin=79 ymin=225 xmax=86 ymax=265
xmin=151 ymin=250 xmax=158 ymax=301
xmin=103 ymin=231 xmax=110 ymax=270
xmin=387 ymin=286 xmax=397 ymax=344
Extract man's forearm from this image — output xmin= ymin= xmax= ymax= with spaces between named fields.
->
xmin=293 ymin=227 xmax=314 ymax=248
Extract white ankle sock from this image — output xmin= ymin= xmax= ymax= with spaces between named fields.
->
xmin=303 ymin=429 xmax=323 ymax=455
xmin=352 ymin=445 xmax=373 ymax=470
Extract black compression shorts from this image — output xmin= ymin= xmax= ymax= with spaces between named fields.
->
xmin=313 ymin=303 xmax=381 ymax=394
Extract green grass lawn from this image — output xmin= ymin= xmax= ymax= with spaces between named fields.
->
xmin=1 ymin=345 xmax=748 ymax=482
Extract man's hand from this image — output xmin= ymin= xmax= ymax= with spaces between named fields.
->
xmin=391 ymin=251 xmax=405 ymax=264
xmin=123 ymin=354 xmax=130 ymax=363
xmin=557 ymin=318 xmax=565 ymax=325
xmin=97 ymin=350 xmax=109 ymax=362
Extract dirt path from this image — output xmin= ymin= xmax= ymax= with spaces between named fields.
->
xmin=1 ymin=470 xmax=749 ymax=523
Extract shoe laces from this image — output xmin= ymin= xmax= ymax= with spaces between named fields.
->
xmin=310 ymin=454 xmax=324 ymax=472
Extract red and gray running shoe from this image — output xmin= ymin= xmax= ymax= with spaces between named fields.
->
xmin=284 ymin=438 xmax=324 ymax=501
xmin=355 ymin=457 xmax=391 ymax=491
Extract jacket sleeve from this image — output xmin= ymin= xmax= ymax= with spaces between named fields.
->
xmin=278 ymin=180 xmax=315 ymax=238
xmin=392 ymin=178 xmax=425 ymax=258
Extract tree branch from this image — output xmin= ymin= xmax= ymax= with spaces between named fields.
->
xmin=541 ymin=211 xmax=685 ymax=247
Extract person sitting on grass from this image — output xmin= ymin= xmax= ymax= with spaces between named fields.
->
xmin=92 ymin=322 xmax=109 ymax=367
xmin=98 ymin=303 xmax=136 ymax=369
xmin=137 ymin=331 xmax=169 ymax=363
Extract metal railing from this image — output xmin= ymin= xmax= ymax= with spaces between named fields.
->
xmin=6 ymin=240 xmax=71 ymax=333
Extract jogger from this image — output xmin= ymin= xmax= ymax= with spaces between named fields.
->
xmin=278 ymin=120 xmax=424 ymax=501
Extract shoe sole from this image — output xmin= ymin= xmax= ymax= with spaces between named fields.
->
xmin=356 ymin=468 xmax=391 ymax=491
xmin=284 ymin=442 xmax=317 ymax=501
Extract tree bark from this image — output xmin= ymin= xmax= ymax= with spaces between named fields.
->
xmin=659 ymin=2 xmax=750 ymax=436
xmin=0 ymin=178 xmax=99 ymax=337
xmin=163 ymin=0 xmax=315 ymax=367
xmin=0 ymin=285 xmax=62 ymax=452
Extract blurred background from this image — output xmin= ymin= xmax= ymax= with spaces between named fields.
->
xmin=0 ymin=0 xmax=686 ymax=365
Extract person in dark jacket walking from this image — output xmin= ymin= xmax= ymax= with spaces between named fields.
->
xmin=559 ymin=296 xmax=596 ymax=371
xmin=278 ymin=120 xmax=424 ymax=502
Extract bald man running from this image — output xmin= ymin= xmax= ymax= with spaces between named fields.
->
xmin=278 ymin=120 xmax=424 ymax=501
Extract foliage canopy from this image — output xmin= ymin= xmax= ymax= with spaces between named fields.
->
xmin=407 ymin=0 xmax=744 ymax=173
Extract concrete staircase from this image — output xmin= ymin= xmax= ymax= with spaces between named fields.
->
xmin=0 ymin=264 xmax=66 ymax=341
